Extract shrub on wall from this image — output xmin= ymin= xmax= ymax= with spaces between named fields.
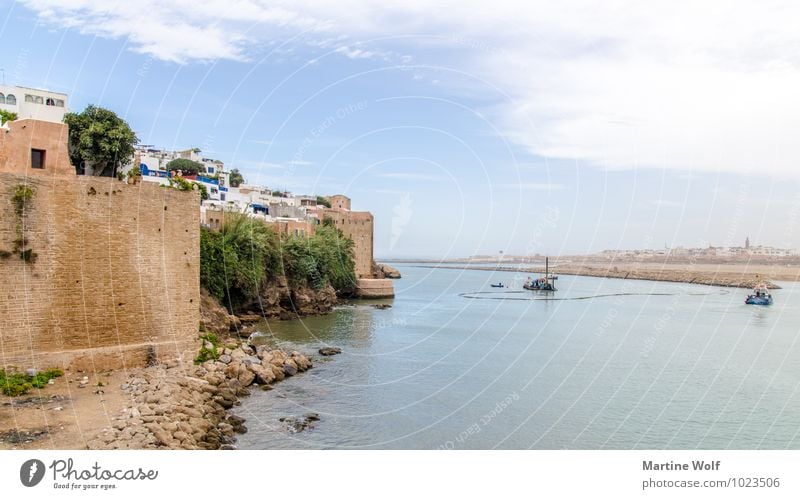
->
xmin=4 ymin=184 xmax=37 ymax=264
xmin=0 ymin=109 xmax=17 ymax=125
xmin=165 ymin=176 xmax=208 ymax=200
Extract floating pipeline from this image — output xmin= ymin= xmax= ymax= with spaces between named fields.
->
xmin=458 ymin=290 xmax=730 ymax=301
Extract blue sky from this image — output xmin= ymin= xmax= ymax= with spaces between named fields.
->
xmin=3 ymin=1 xmax=800 ymax=258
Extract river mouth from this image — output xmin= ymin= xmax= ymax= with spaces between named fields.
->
xmin=234 ymin=265 xmax=800 ymax=449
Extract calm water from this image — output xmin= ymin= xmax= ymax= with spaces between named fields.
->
xmin=234 ymin=265 xmax=800 ymax=449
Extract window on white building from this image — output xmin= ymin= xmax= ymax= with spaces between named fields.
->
xmin=55 ymin=99 xmax=64 ymax=107
xmin=46 ymin=98 xmax=56 ymax=106
xmin=25 ymin=94 xmax=34 ymax=103
xmin=0 ymin=93 xmax=4 ymax=104
xmin=34 ymin=96 xmax=43 ymax=104
xmin=6 ymin=94 xmax=15 ymax=105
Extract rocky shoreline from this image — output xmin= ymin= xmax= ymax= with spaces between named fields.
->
xmin=200 ymin=280 xmax=337 ymax=337
xmin=86 ymin=344 xmax=312 ymax=450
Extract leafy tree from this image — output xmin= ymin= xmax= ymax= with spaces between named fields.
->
xmin=0 ymin=110 xmax=17 ymax=125
xmin=166 ymin=158 xmax=205 ymax=176
xmin=228 ymin=168 xmax=244 ymax=187
xmin=316 ymin=196 xmax=331 ymax=208
xmin=63 ymin=105 xmax=138 ymax=177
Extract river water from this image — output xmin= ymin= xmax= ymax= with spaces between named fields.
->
xmin=234 ymin=265 xmax=800 ymax=449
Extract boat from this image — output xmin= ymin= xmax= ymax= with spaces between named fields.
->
xmin=523 ymin=257 xmax=558 ymax=292
xmin=745 ymin=282 xmax=773 ymax=305
xmin=490 ymin=283 xmax=504 ymax=288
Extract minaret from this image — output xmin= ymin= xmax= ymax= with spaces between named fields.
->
xmin=745 ymin=236 xmax=750 ymax=249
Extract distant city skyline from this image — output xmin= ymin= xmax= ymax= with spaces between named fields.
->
xmin=3 ymin=1 xmax=800 ymax=258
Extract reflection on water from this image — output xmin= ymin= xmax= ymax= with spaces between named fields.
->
xmin=234 ymin=267 xmax=800 ymax=449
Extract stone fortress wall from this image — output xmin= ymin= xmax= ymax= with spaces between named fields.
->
xmin=0 ymin=172 xmax=200 ymax=371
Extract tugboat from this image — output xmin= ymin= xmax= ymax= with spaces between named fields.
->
xmin=523 ymin=257 xmax=558 ymax=292
xmin=745 ymin=282 xmax=773 ymax=305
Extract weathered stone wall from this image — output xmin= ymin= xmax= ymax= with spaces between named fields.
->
xmin=323 ymin=209 xmax=374 ymax=278
xmin=0 ymin=173 xmax=200 ymax=371
xmin=355 ymin=278 xmax=395 ymax=298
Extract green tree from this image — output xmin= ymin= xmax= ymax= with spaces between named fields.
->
xmin=63 ymin=105 xmax=138 ymax=177
xmin=166 ymin=158 xmax=205 ymax=175
xmin=166 ymin=158 xmax=205 ymax=176
xmin=316 ymin=196 xmax=331 ymax=208
xmin=0 ymin=110 xmax=17 ymax=125
xmin=228 ymin=168 xmax=244 ymax=187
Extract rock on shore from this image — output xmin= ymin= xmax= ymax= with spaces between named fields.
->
xmin=373 ymin=263 xmax=402 ymax=279
xmin=239 ymin=277 xmax=337 ymax=320
xmin=200 ymin=288 xmax=241 ymax=334
xmin=86 ymin=345 xmax=312 ymax=450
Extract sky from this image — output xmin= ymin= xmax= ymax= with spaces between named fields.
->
xmin=2 ymin=0 xmax=800 ymax=258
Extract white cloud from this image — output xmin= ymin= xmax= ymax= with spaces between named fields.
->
xmin=21 ymin=0 xmax=800 ymax=175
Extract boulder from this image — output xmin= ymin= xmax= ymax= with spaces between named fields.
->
xmin=199 ymin=288 xmax=241 ymax=334
xmin=237 ymin=369 xmax=256 ymax=387
xmin=373 ymin=263 xmax=402 ymax=279
xmin=249 ymin=364 xmax=275 ymax=385
xmin=318 ymin=347 xmax=342 ymax=356
xmin=283 ymin=361 xmax=298 ymax=377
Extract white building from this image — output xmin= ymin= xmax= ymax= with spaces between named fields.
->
xmin=122 ymin=145 xmax=232 ymax=202
xmin=0 ymin=85 xmax=68 ymax=124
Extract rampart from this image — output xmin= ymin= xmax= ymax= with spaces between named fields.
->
xmin=0 ymin=173 xmax=200 ymax=371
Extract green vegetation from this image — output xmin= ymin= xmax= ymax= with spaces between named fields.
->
xmin=12 ymin=184 xmax=34 ymax=216
xmin=166 ymin=158 xmax=205 ymax=176
xmin=165 ymin=176 xmax=208 ymax=200
xmin=282 ymin=224 xmax=355 ymax=290
xmin=0 ymin=368 xmax=64 ymax=396
xmin=316 ymin=196 xmax=331 ymax=208
xmin=0 ymin=109 xmax=17 ymax=125
xmin=64 ymin=105 xmax=138 ymax=177
xmin=228 ymin=168 xmax=244 ymax=187
xmin=126 ymin=165 xmax=141 ymax=179
xmin=200 ymin=214 xmax=356 ymax=309
xmin=194 ymin=333 xmax=222 ymax=364
xmin=7 ymin=184 xmax=37 ymax=264
xmin=201 ymin=214 xmax=281 ymax=307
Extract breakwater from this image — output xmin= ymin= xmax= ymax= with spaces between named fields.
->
xmin=409 ymin=264 xmax=781 ymax=289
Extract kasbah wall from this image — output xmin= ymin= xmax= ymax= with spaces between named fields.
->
xmin=323 ymin=195 xmax=394 ymax=298
xmin=0 ymin=123 xmax=200 ymax=371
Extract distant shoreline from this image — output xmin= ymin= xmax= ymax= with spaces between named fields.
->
xmin=401 ymin=261 xmax=796 ymax=289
